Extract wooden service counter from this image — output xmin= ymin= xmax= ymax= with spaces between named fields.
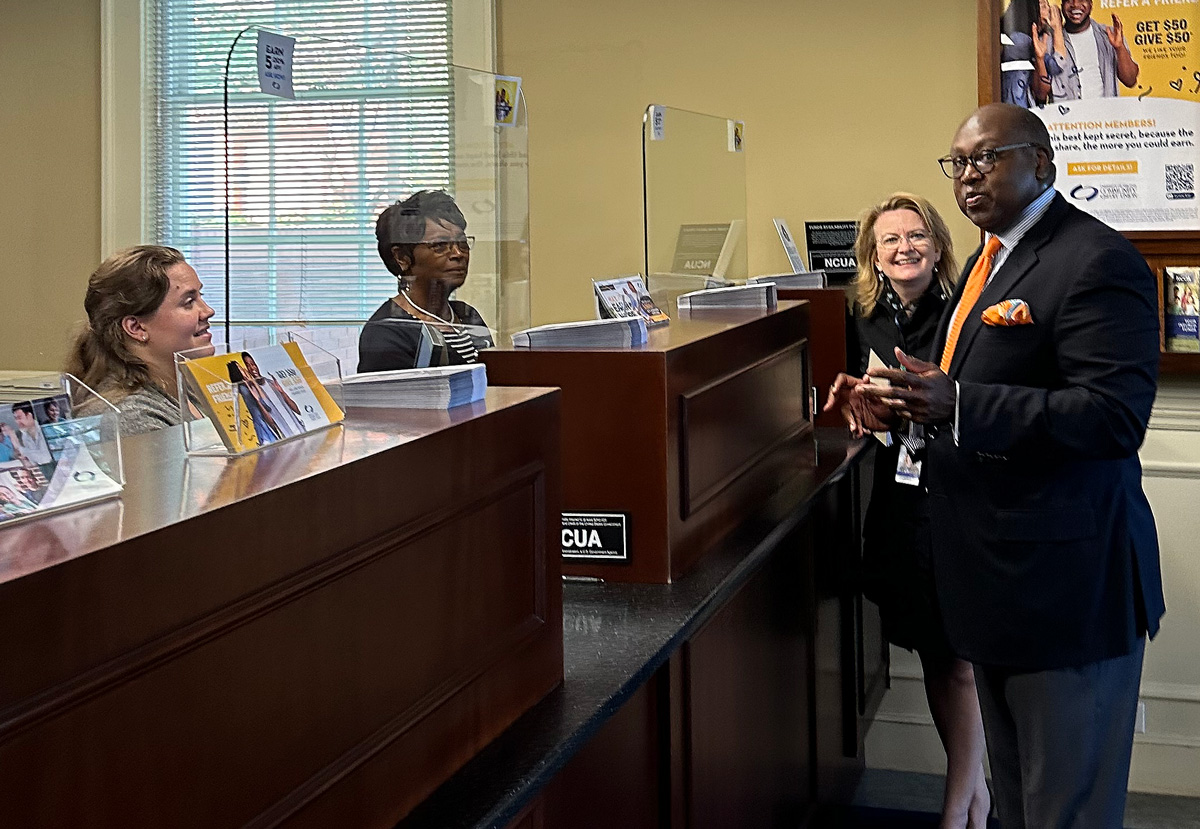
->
xmin=481 ymin=302 xmax=812 ymax=583
xmin=0 ymin=388 xmax=563 ymax=828
xmin=396 ymin=430 xmax=885 ymax=829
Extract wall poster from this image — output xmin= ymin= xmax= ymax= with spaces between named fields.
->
xmin=997 ymin=0 xmax=1199 ymax=230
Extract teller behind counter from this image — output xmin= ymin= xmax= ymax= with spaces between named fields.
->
xmin=358 ymin=190 xmax=495 ymax=372
xmin=66 ymin=245 xmax=217 ymax=437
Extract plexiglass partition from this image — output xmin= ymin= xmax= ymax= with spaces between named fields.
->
xmin=642 ymin=105 xmax=748 ymax=309
xmin=166 ymin=28 xmax=530 ymax=373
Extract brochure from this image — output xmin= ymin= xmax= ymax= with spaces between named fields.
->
xmin=0 ymin=394 xmax=121 ymax=523
xmin=1165 ymin=267 xmax=1200 ymax=353
xmin=512 ymin=317 xmax=649 ymax=349
xmin=594 ymin=275 xmax=670 ymax=327
xmin=180 ymin=342 xmax=344 ymax=453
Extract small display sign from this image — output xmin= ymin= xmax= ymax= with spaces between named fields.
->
xmin=562 ymin=512 xmax=629 ymax=562
xmin=804 ymin=220 xmax=858 ymax=285
xmin=257 ymin=30 xmax=296 ymax=100
xmin=495 ymin=75 xmax=522 ymax=127
xmin=649 ymin=105 xmax=666 ymax=141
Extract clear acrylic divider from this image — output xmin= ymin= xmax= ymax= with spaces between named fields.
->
xmin=173 ymin=29 xmax=530 ymax=364
xmin=0 ymin=373 xmax=124 ymax=528
xmin=644 ymin=273 xmax=735 ymax=316
xmin=642 ymin=106 xmax=748 ymax=284
xmin=175 ymin=337 xmax=345 ymax=457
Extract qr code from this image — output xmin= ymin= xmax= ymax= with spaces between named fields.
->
xmin=1166 ymin=164 xmax=1194 ymax=195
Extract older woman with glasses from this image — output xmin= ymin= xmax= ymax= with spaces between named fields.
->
xmin=358 ymin=190 xmax=494 ymax=372
xmin=827 ymin=192 xmax=990 ymax=828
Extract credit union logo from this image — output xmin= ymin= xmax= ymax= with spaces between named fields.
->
xmin=1070 ymin=184 xmax=1099 ymax=201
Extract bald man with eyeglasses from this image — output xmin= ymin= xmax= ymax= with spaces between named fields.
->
xmin=832 ymin=103 xmax=1164 ymax=828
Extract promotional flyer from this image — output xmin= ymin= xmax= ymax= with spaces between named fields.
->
xmin=1000 ymin=0 xmax=1199 ymax=230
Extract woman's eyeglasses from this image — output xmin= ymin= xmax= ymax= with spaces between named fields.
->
xmin=877 ymin=231 xmax=932 ymax=251
xmin=418 ymin=236 xmax=475 ymax=255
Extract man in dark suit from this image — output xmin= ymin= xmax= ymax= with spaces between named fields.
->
xmin=842 ymin=103 xmax=1165 ymax=827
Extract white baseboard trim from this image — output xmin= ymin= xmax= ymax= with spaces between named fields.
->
xmin=1141 ymin=680 xmax=1200 ymax=703
xmin=874 ymin=710 xmax=934 ymax=727
xmin=875 ymin=706 xmax=1200 ymax=750
xmin=1141 ymin=460 xmax=1200 ymax=478
xmin=890 ymin=669 xmax=1200 ymax=705
xmin=882 ymin=673 xmax=1200 ymax=749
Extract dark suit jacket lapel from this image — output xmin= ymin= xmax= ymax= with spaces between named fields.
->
xmin=947 ymin=195 xmax=1070 ymax=378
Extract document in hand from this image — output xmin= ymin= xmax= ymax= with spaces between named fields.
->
xmin=676 ymin=283 xmax=778 ymax=312
xmin=338 ymin=364 xmax=487 ymax=409
xmin=511 ymin=317 xmax=649 ymax=349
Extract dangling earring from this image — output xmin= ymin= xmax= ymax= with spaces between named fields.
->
xmin=396 ymin=272 xmax=410 ymax=292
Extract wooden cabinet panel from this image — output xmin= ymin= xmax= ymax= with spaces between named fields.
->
xmin=0 ymin=389 xmax=563 ymax=828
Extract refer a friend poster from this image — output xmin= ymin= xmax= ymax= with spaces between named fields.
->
xmin=999 ymin=0 xmax=1199 ymax=230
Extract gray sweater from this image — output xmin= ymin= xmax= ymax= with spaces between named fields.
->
xmin=79 ymin=383 xmax=182 ymax=437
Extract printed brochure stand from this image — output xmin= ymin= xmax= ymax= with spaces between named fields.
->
xmin=174 ymin=335 xmax=346 ymax=457
xmin=0 ymin=372 xmax=124 ymax=527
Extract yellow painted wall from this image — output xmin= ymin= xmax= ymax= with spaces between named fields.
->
xmin=0 ymin=0 xmax=101 ymax=369
xmin=2 ymin=0 xmax=981 ymax=362
xmin=498 ymin=0 xmax=981 ymax=325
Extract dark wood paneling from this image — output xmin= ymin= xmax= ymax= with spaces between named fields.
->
xmin=479 ymin=349 xmax=672 ymax=583
xmin=776 ymin=288 xmax=849 ymax=428
xmin=685 ymin=525 xmax=815 ymax=829
xmin=541 ymin=676 xmax=664 ymax=829
xmin=390 ymin=431 xmax=875 ymax=829
xmin=482 ymin=304 xmax=813 ymax=584
xmin=810 ymin=470 xmax=869 ymax=806
xmin=978 ymin=0 xmax=1000 ymax=105
xmin=0 ymin=388 xmax=563 ymax=828
xmin=503 ymin=799 xmax=545 ymax=829
xmin=680 ymin=343 xmax=806 ymax=517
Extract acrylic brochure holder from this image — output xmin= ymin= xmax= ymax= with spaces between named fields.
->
xmin=174 ymin=335 xmax=346 ymax=457
xmin=0 ymin=372 xmax=124 ymax=527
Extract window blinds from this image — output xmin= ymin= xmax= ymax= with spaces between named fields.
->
xmin=148 ymin=1 xmax=454 ymax=324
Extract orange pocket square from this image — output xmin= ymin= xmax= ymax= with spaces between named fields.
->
xmin=981 ymin=299 xmax=1033 ymax=326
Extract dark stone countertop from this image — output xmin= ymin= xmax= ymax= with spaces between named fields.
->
xmin=394 ymin=429 xmax=868 ymax=829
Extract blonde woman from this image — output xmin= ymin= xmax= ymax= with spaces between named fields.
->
xmin=829 ymin=193 xmax=989 ymax=828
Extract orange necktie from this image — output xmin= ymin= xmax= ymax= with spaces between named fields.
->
xmin=940 ymin=235 xmax=1002 ymax=373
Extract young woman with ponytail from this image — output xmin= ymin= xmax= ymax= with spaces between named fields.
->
xmin=67 ymin=245 xmax=215 ymax=436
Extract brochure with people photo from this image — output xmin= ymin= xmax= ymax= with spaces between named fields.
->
xmin=594 ymin=275 xmax=670 ymax=327
xmin=0 ymin=393 xmax=122 ymax=523
xmin=179 ymin=342 xmax=345 ymax=454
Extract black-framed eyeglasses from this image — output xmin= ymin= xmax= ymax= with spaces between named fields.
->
xmin=416 ymin=236 xmax=475 ymax=255
xmin=937 ymin=143 xmax=1040 ymax=179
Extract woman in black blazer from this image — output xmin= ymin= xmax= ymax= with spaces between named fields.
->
xmin=846 ymin=193 xmax=990 ymax=828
